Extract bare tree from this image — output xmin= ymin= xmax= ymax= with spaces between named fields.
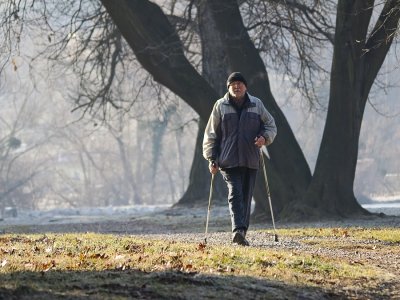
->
xmin=297 ymin=0 xmax=400 ymax=219
xmin=0 ymin=93 xmax=51 ymax=212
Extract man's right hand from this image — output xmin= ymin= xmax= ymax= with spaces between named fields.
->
xmin=209 ymin=161 xmax=218 ymax=174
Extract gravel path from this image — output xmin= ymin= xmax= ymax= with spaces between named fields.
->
xmin=2 ymin=205 xmax=400 ymax=243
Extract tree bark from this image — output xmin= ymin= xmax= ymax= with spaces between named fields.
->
xmin=177 ymin=1 xmax=228 ymax=206
xmin=177 ymin=119 xmax=227 ymax=206
xmin=297 ymin=0 xmax=400 ymax=219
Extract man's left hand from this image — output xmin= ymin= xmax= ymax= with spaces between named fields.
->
xmin=254 ymin=136 xmax=266 ymax=148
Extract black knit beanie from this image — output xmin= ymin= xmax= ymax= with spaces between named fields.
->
xmin=226 ymin=72 xmax=247 ymax=88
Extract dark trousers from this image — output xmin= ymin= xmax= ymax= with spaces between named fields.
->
xmin=220 ymin=167 xmax=258 ymax=233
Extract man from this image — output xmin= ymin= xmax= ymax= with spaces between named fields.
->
xmin=202 ymin=72 xmax=277 ymax=246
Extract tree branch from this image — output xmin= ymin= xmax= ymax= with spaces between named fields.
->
xmin=363 ymin=0 xmax=400 ymax=97
xmin=100 ymin=0 xmax=218 ymax=120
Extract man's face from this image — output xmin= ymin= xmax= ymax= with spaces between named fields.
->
xmin=228 ymin=81 xmax=247 ymax=100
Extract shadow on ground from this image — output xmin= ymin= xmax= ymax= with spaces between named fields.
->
xmin=0 ymin=269 xmax=349 ymax=300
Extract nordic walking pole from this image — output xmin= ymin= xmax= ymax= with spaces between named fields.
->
xmin=204 ymin=170 xmax=215 ymax=244
xmin=260 ymin=148 xmax=279 ymax=242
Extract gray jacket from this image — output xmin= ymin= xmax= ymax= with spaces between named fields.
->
xmin=203 ymin=92 xmax=277 ymax=169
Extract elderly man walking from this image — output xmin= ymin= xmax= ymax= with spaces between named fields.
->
xmin=203 ymin=72 xmax=277 ymax=246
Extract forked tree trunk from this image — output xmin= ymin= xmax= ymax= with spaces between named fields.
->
xmin=101 ymin=0 xmax=312 ymax=217
xmin=295 ymin=72 xmax=369 ymax=218
xmin=289 ymin=0 xmax=400 ymax=220
xmin=102 ymin=0 xmax=400 ymax=220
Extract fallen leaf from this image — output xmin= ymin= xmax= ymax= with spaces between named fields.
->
xmin=42 ymin=260 xmax=56 ymax=272
xmin=226 ymin=266 xmax=234 ymax=272
xmin=79 ymin=253 xmax=86 ymax=261
xmin=1 ymin=248 xmax=15 ymax=255
xmin=24 ymin=263 xmax=35 ymax=269
xmin=197 ymin=243 xmax=206 ymax=251
xmin=90 ymin=253 xmax=109 ymax=259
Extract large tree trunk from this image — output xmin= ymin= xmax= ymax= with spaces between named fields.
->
xmin=206 ymin=0 xmax=312 ymax=218
xmin=177 ymin=119 xmax=227 ymax=206
xmin=293 ymin=0 xmax=400 ymax=220
xmin=177 ymin=1 xmax=228 ymax=206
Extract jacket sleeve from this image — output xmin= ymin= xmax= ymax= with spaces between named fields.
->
xmin=202 ymin=101 xmax=221 ymax=161
xmin=259 ymin=103 xmax=277 ymax=146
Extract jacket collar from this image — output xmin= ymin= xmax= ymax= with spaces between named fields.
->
xmin=222 ymin=92 xmax=254 ymax=104
xmin=222 ymin=92 xmax=256 ymax=108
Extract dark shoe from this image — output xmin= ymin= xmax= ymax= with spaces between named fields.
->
xmin=232 ymin=230 xmax=250 ymax=246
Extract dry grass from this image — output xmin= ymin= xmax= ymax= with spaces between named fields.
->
xmin=0 ymin=228 xmax=399 ymax=299
xmin=273 ymin=227 xmax=400 ymax=242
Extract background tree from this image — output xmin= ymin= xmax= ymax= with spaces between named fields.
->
xmin=295 ymin=0 xmax=400 ymax=219
xmin=0 ymin=26 xmax=196 ymax=212
xmin=0 ymin=95 xmax=42 ymax=212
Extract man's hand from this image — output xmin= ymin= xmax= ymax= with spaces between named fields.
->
xmin=254 ymin=136 xmax=266 ymax=148
xmin=209 ymin=161 xmax=218 ymax=174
